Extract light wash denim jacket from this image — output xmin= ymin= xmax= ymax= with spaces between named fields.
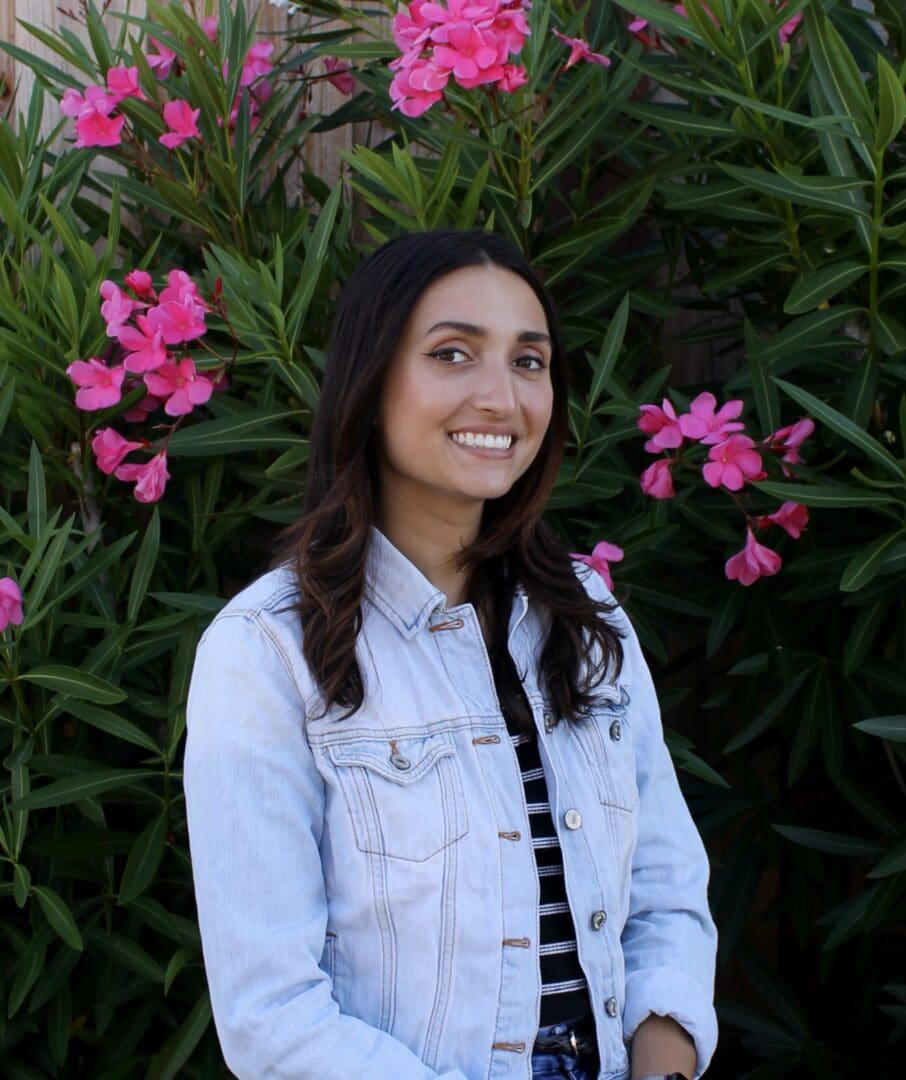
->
xmin=184 ymin=529 xmax=718 ymax=1080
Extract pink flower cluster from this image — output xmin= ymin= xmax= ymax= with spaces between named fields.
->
xmin=390 ymin=0 xmax=531 ymax=117
xmin=59 ymin=19 xmax=275 ymax=149
xmin=0 ymin=577 xmax=23 ymax=632
xmin=637 ymin=392 xmax=815 ymax=585
xmin=66 ymin=269 xmax=225 ymax=503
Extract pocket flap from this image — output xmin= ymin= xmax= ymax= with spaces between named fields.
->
xmin=327 ymin=736 xmax=454 ymax=786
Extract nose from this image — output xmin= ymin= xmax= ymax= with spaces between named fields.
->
xmin=471 ymin=355 xmax=517 ymax=416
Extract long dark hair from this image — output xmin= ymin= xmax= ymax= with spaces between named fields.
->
xmin=275 ymin=229 xmax=622 ymax=726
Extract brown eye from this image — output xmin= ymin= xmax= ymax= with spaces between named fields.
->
xmin=427 ymin=348 xmax=471 ymax=364
xmin=512 ymin=354 xmax=546 ymax=371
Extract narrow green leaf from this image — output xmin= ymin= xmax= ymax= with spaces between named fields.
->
xmin=754 ymin=480 xmax=897 ymax=508
xmin=7 ymin=941 xmax=46 ymax=1018
xmin=783 ymin=261 xmax=868 ymax=315
xmin=11 ymin=769 xmax=153 ymax=811
xmin=843 ymin=599 xmax=887 ymax=676
xmin=853 ymin=715 xmax=906 ymax=742
xmin=588 ymin=295 xmax=629 ymax=411
xmin=773 ymin=825 xmax=883 ymax=858
xmin=876 ymin=54 xmax=906 ymax=151
xmin=118 ymin=812 xmax=168 ymax=905
xmin=146 ymin=990 xmax=212 ymax=1080
xmin=719 ymin=163 xmax=869 ymax=218
xmin=32 ymin=886 xmax=83 ymax=951
xmin=88 ymin=928 xmax=165 ymax=982
xmin=60 ymin=699 xmax=160 ymax=755
xmin=773 ymin=378 xmax=904 ymax=479
xmin=706 ymin=586 xmax=746 ymax=658
xmin=13 ymin=863 xmax=31 ymax=907
xmin=163 ymin=946 xmax=196 ymax=995
xmin=286 ymin=180 xmax=341 ymax=342
xmin=840 ymin=531 xmax=905 ymax=592
xmin=867 ymin=836 xmax=906 ymax=879
xmin=167 ymin=411 xmax=300 ymax=456
xmin=788 ymin=665 xmax=828 ymax=783
xmin=128 ymin=508 xmax=160 ymax=624
xmin=20 ymin=665 xmax=126 ymax=705
xmin=27 ymin=441 xmax=46 ymax=539
xmin=874 ymin=313 xmax=906 ymax=356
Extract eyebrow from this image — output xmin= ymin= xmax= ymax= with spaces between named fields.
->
xmin=424 ymin=320 xmax=551 ymax=346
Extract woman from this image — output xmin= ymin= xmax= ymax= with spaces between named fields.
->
xmin=185 ymin=229 xmax=717 ymax=1080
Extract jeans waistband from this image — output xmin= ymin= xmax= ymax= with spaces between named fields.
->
xmin=533 ymin=1014 xmax=597 ymax=1058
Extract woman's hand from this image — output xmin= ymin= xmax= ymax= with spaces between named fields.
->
xmin=630 ymin=1014 xmax=697 ymax=1079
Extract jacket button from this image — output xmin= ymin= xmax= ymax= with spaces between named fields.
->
xmin=591 ymin=910 xmax=606 ymax=930
xmin=609 ymin=720 xmax=622 ymax=741
xmin=543 ymin=711 xmax=554 ymax=733
xmin=605 ymin=996 xmax=618 ymax=1018
xmin=390 ymin=753 xmax=411 ymax=770
xmin=564 ymin=809 xmax=582 ymax=830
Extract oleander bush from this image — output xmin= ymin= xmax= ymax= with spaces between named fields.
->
xmin=0 ymin=1 xmax=904 ymax=1075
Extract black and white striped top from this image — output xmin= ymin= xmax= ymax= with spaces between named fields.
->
xmin=507 ymin=722 xmax=591 ymax=1025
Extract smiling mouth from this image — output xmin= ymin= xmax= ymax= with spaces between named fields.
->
xmin=449 ymin=432 xmax=514 ymax=450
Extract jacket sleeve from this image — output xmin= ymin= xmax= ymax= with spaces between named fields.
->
xmin=184 ymin=611 xmax=469 ymax=1080
xmin=582 ymin=569 xmax=719 ymax=1076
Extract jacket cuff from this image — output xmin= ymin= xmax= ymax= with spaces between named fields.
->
xmin=623 ymin=967 xmax=718 ymax=1079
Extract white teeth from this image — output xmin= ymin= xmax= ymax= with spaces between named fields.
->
xmin=451 ymin=432 xmax=512 ymax=449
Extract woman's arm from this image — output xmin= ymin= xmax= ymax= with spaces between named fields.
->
xmin=184 ymin=608 xmax=468 ymax=1080
xmin=631 ymin=1014 xmax=697 ymax=1079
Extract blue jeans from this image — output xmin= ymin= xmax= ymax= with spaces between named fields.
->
xmin=530 ymin=1019 xmax=600 ymax=1079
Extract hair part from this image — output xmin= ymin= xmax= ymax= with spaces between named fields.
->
xmin=274 ymin=229 xmax=623 ymax=725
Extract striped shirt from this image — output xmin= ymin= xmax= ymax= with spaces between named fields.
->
xmin=507 ymin=722 xmax=591 ymax=1025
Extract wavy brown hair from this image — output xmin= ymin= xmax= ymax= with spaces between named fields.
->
xmin=274 ymin=230 xmax=622 ymax=728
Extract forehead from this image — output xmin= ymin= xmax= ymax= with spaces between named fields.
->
xmin=404 ymin=264 xmax=549 ymax=338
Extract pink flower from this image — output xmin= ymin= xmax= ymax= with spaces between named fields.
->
xmin=201 ymin=16 xmax=219 ymax=42
xmin=725 ymin=528 xmax=782 ymax=586
xmin=143 ymin=358 xmax=214 ymax=416
xmin=768 ymin=418 xmax=814 ymax=469
xmin=390 ymin=60 xmax=449 ymax=116
xmin=146 ymin=298 xmax=207 ymax=344
xmin=433 ymin=23 xmax=505 ymax=86
xmin=60 ymin=88 xmax=88 ymax=117
xmin=74 ymin=106 xmax=125 ymax=148
xmin=106 ymin=66 xmax=146 ymax=104
xmin=91 ymin=427 xmax=146 ymax=475
xmin=640 ymin=458 xmax=676 ymax=499
xmin=240 ymin=41 xmax=275 ymax=87
xmin=66 ymin=357 xmax=126 ymax=410
xmin=498 ymin=62 xmax=527 ymax=91
xmin=159 ymin=269 xmax=201 ymax=306
xmin=122 ymin=392 xmax=162 ymax=423
xmin=116 ymin=451 xmax=170 ymax=503
xmin=160 ymin=99 xmax=201 ymax=149
xmin=571 ymin=540 xmax=624 ymax=591
xmin=324 ymin=56 xmax=356 ymax=96
xmin=124 ymin=269 xmax=156 ymax=298
xmin=146 ymin=37 xmax=177 ymax=79
xmin=677 ymin=391 xmax=745 ymax=445
xmin=778 ymin=8 xmax=802 ymax=46
xmin=551 ymin=29 xmax=611 ymax=68
xmin=0 ymin=577 xmax=24 ymax=631
xmin=758 ymin=501 xmax=809 ymax=540
xmin=118 ymin=315 xmax=168 ymax=373
xmin=703 ymin=435 xmax=765 ymax=491
xmin=99 ymin=279 xmax=141 ymax=336
xmin=638 ymin=398 xmax=683 ymax=452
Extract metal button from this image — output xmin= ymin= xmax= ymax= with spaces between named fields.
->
xmin=609 ymin=719 xmax=622 ymax=741
xmin=543 ymin=711 xmax=554 ymax=734
xmin=605 ymin=996 xmax=618 ymax=1018
xmin=564 ymin=808 xmax=582 ymax=830
xmin=591 ymin=910 xmax=607 ymax=930
xmin=389 ymin=753 xmax=411 ymax=770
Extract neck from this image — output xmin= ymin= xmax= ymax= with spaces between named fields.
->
xmin=377 ymin=489 xmax=482 ymax=609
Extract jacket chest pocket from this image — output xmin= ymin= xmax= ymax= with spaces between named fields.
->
xmin=571 ymin=686 xmax=639 ymax=813
xmin=327 ymin=734 xmax=469 ymax=862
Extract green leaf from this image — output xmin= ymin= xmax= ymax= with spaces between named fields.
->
xmin=706 ymin=586 xmax=746 ymax=658
xmin=19 ymin=665 xmax=126 ymax=705
xmin=11 ymin=769 xmax=154 ymax=811
xmin=128 ymin=509 xmax=160 ymax=624
xmin=61 ymin=699 xmax=159 ymax=755
xmin=773 ymin=378 xmax=904 ymax=480
xmin=843 ymin=598 xmax=887 ymax=676
xmin=867 ymin=836 xmax=906 ymax=879
xmin=588 ymin=295 xmax=629 ymax=411
xmin=874 ymin=313 xmax=906 ymax=356
xmin=840 ymin=531 xmax=905 ymax=592
xmin=7 ymin=940 xmax=46 ymax=1018
xmin=27 ymin=441 xmax=46 ymax=539
xmin=167 ymin=411 xmax=301 ymax=456
xmin=773 ymin=825 xmax=883 ymax=858
xmin=146 ymin=990 xmax=212 ymax=1080
xmin=88 ymin=928 xmax=165 ymax=982
xmin=719 ymin=163 xmax=869 ymax=218
xmin=853 ymin=715 xmax=906 ymax=742
xmin=32 ymin=886 xmax=83 ymax=951
xmin=163 ymin=946 xmax=196 ymax=995
xmin=788 ymin=665 xmax=829 ymax=783
xmin=286 ymin=181 xmax=341 ymax=346
xmin=118 ymin=812 xmax=168 ymax=906
xmin=876 ymin=54 xmax=906 ymax=152
xmin=753 ymin=480 xmax=898 ymax=508
xmin=783 ymin=261 xmax=868 ymax=315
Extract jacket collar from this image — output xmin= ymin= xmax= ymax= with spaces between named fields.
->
xmin=365 ymin=527 xmax=529 ymax=641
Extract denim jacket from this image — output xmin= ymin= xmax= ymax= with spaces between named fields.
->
xmin=184 ymin=529 xmax=718 ymax=1079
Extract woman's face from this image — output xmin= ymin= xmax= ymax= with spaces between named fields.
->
xmin=375 ymin=263 xmax=554 ymax=525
